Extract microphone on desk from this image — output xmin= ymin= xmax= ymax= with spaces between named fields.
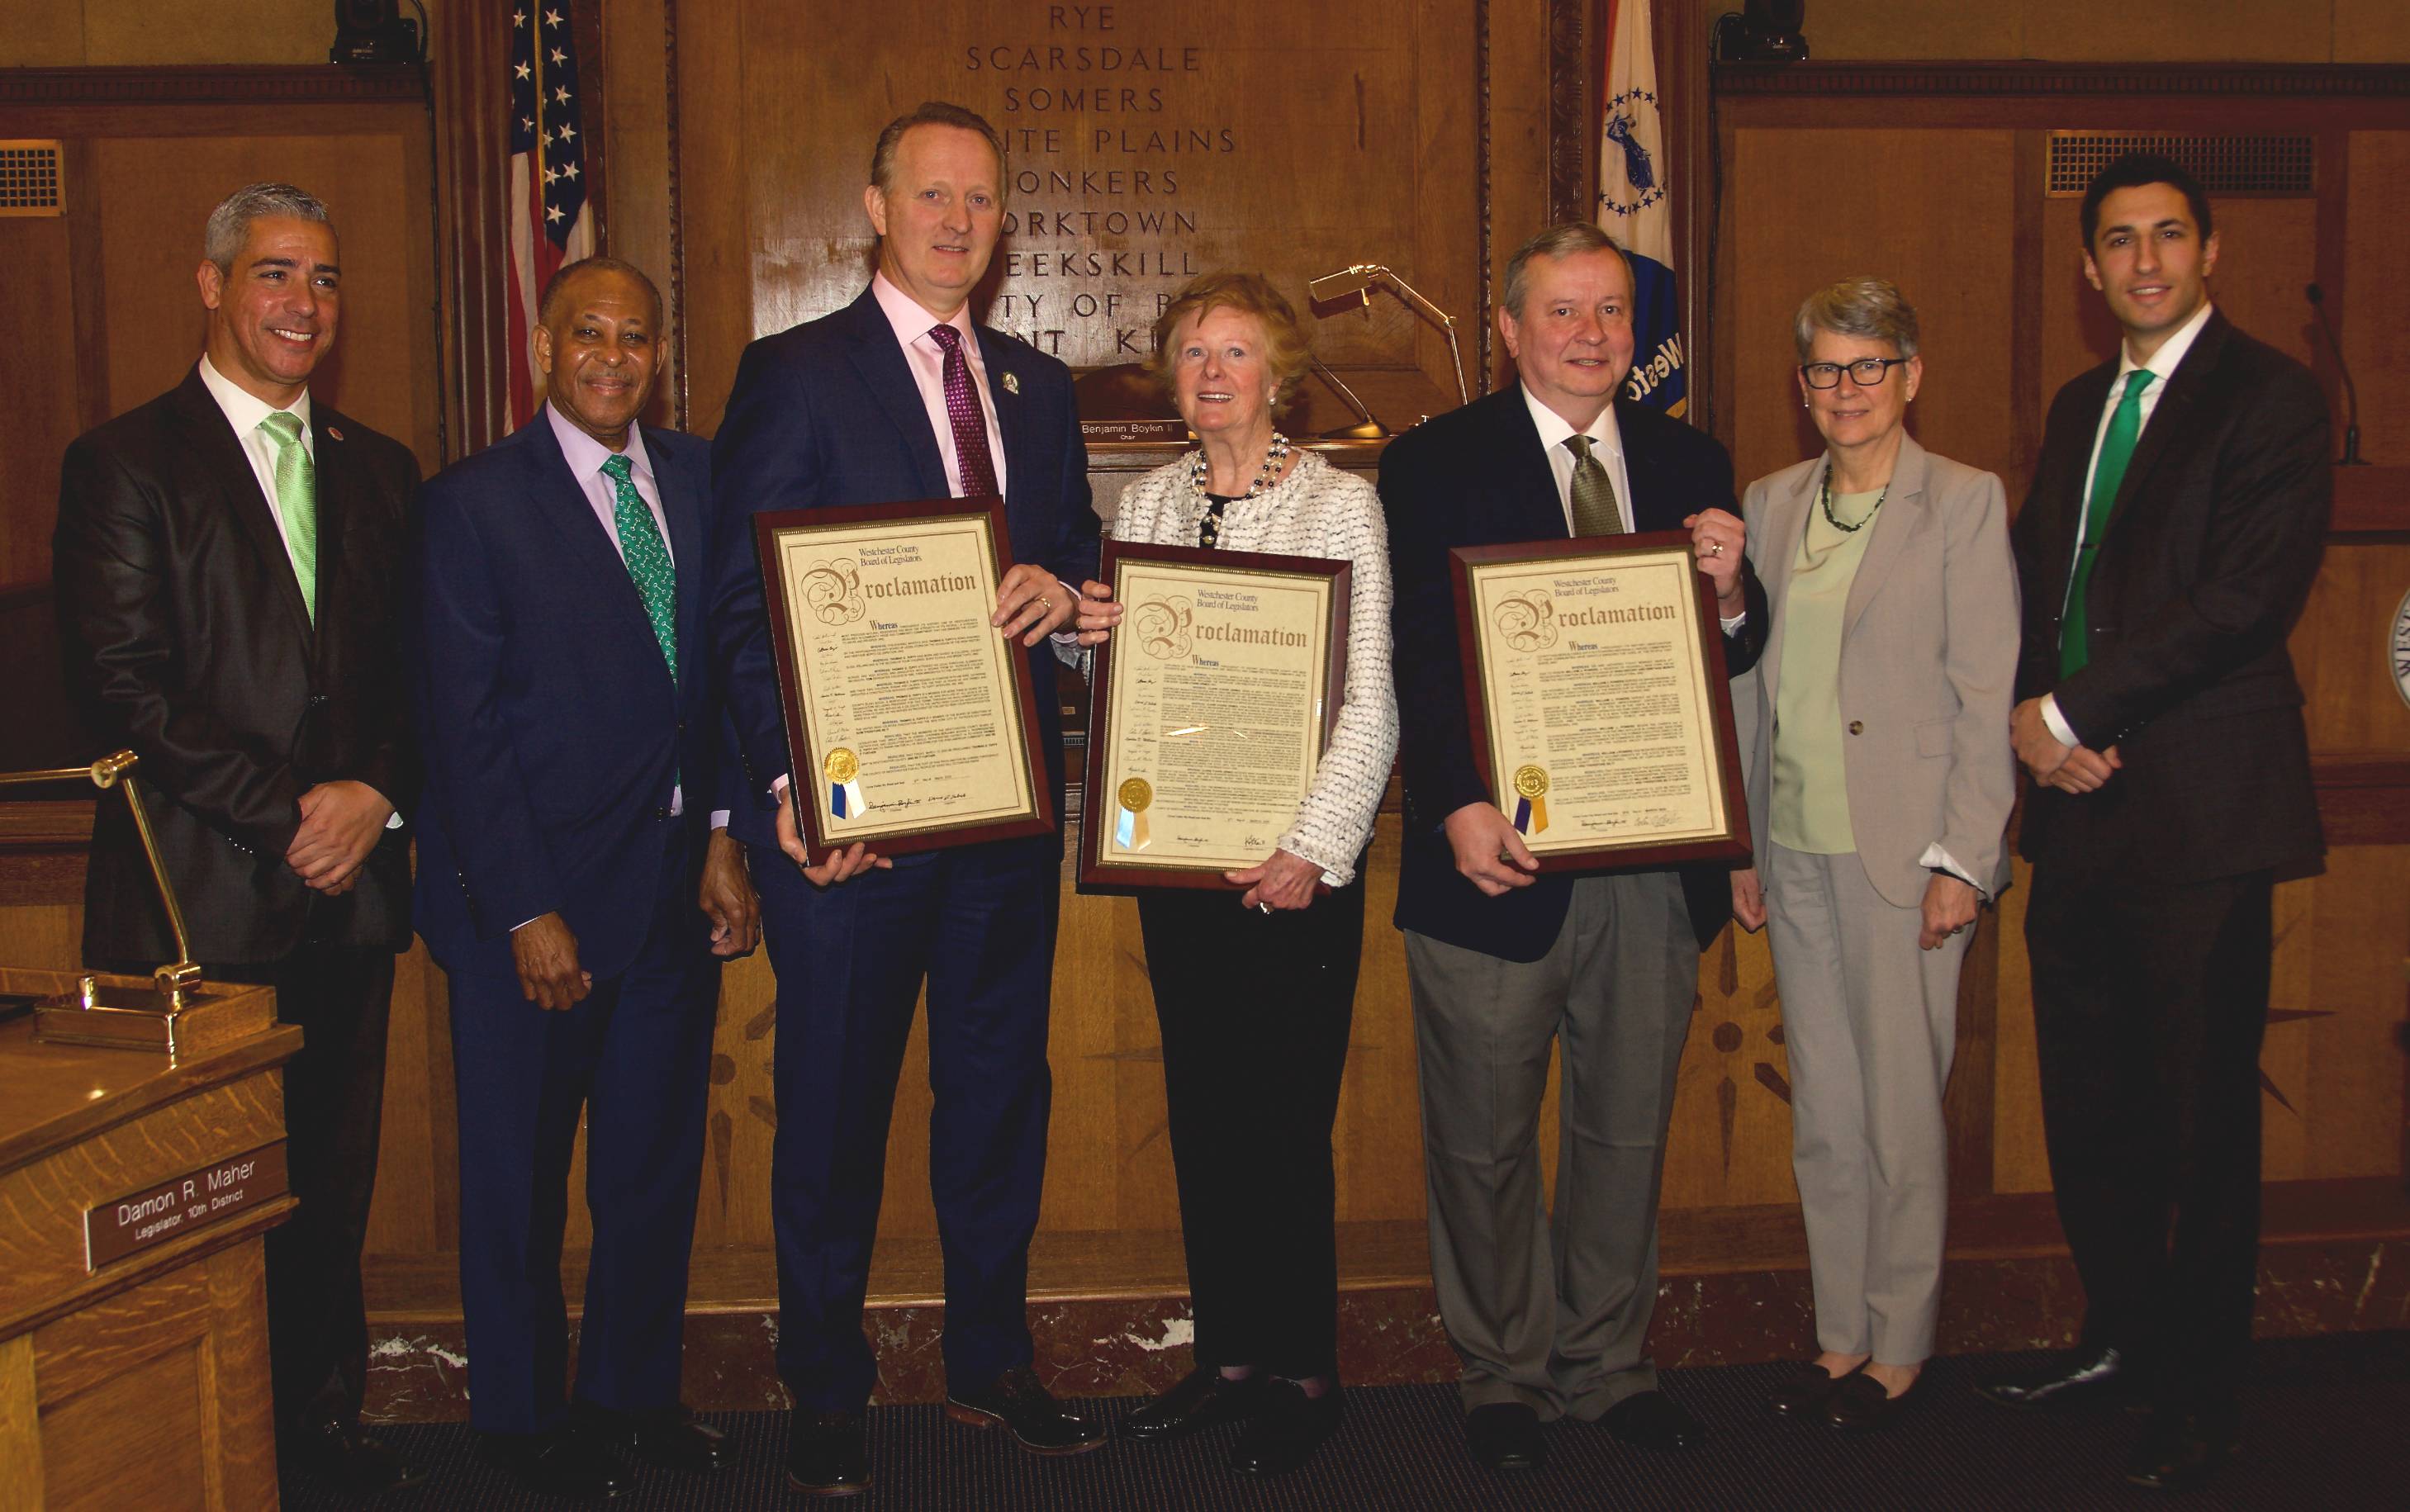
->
xmin=2305 ymin=283 xmax=2369 ymax=465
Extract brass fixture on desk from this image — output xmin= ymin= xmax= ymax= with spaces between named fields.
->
xmin=0 ymin=750 xmax=218 ymax=1051
xmin=1307 ymin=262 xmax=1473 ymax=434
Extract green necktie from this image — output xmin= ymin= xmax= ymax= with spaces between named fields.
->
xmin=2061 ymin=369 xmax=2155 ymax=677
xmin=1563 ymin=434 xmax=1625 ymax=538
xmin=259 ymin=410 xmax=316 ymax=623
xmin=601 ymin=453 xmax=678 ymax=682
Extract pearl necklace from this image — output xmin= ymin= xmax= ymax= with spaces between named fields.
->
xmin=1819 ymin=461 xmax=1888 ymax=533
xmin=1194 ymin=432 xmax=1290 ymax=549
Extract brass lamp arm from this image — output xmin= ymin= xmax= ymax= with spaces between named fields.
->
xmin=0 ymin=751 xmax=202 ymax=1001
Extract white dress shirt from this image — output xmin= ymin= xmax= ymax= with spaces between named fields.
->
xmin=2042 ymin=298 xmax=2216 ymax=748
xmin=1521 ymin=384 xmax=1746 ymax=633
xmin=545 ymin=401 xmax=726 ymax=828
xmin=198 ymin=356 xmax=406 ymax=831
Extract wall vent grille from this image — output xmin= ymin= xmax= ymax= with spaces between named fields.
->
xmin=0 ymin=141 xmax=64 ymax=216
xmin=2047 ymin=132 xmax=2315 ymax=196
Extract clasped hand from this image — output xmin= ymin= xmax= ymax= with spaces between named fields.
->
xmin=283 ymin=780 xmax=392 ymax=894
xmin=2010 ymin=696 xmax=2121 ymax=794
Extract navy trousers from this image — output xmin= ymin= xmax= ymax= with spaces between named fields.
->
xmin=448 ymin=834 xmax=719 ymax=1435
xmin=756 ymin=832 xmax=1060 ymax=1412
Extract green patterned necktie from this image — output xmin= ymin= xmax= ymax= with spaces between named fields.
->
xmin=2060 ymin=368 xmax=2156 ymax=677
xmin=1563 ymin=434 xmax=1625 ymax=538
xmin=258 ymin=410 xmax=317 ymax=623
xmin=601 ymin=453 xmax=678 ymax=682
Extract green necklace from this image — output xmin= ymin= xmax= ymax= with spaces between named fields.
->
xmin=1819 ymin=462 xmax=1888 ymax=533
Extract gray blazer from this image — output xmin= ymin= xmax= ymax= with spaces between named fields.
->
xmin=1731 ymin=434 xmax=2019 ymax=908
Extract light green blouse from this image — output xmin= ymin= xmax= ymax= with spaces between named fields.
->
xmin=1769 ymin=484 xmax=1884 ymax=854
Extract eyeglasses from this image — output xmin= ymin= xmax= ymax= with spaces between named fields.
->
xmin=1800 ymin=358 xmax=1910 ymax=390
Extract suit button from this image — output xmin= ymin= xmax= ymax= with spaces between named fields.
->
xmin=1847 ymin=720 xmax=1864 ymax=735
xmin=307 ymin=694 xmax=330 ymax=709
xmin=653 ymin=806 xmax=671 ymax=821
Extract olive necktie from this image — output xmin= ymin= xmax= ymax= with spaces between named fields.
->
xmin=2061 ymin=369 xmax=2156 ymax=677
xmin=601 ymin=453 xmax=678 ymax=681
xmin=258 ymin=410 xmax=316 ymax=623
xmin=1563 ymin=434 xmax=1625 ymax=538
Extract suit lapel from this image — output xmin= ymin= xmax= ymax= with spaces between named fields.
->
xmin=1842 ymin=434 xmax=1928 ymax=640
xmin=167 ymin=369 xmax=315 ymax=647
xmin=1496 ymin=394 xmax=1573 ymax=542
xmin=307 ymin=409 xmax=357 ymax=670
xmin=1756 ymin=461 xmax=1817 ymax=708
xmin=842 ymin=291 xmax=949 ymax=499
xmin=2040 ymin=363 xmax=2117 ymax=585
xmin=522 ymin=419 xmax=671 ymax=678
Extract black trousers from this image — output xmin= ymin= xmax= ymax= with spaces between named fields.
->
xmin=212 ymin=941 xmax=398 ymax=1433
xmin=1136 ymin=872 xmax=1364 ymax=1381
xmin=2024 ymin=865 xmax=2274 ymax=1407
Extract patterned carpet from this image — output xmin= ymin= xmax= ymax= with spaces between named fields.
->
xmin=286 ymin=1332 xmax=2409 ymax=1510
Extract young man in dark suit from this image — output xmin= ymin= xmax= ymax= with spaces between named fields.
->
xmin=1977 ymin=154 xmax=2330 ymax=1494
xmin=415 ymin=257 xmax=760 ymax=1500
xmin=1380 ymin=222 xmax=1766 ymax=1473
xmin=52 ymin=182 xmax=424 ymax=1493
xmin=707 ymin=102 xmax=1103 ymax=1495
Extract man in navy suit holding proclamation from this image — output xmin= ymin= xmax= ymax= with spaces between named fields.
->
xmin=708 ymin=102 xmax=1103 ymax=1495
xmin=416 ymin=257 xmax=761 ymax=1500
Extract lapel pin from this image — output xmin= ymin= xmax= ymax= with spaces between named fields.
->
xmin=1001 ymin=371 xmax=1020 ymax=396
xmin=325 ymin=425 xmax=344 ymax=441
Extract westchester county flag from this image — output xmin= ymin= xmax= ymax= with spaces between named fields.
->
xmin=505 ymin=3 xmax=595 ymax=431
xmin=1597 ymin=0 xmax=1686 ymax=417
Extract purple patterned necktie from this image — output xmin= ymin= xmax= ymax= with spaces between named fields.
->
xmin=927 ymin=324 xmax=1000 ymax=500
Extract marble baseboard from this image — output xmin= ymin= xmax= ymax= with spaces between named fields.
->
xmin=362 ymin=1235 xmax=2410 ymax=1421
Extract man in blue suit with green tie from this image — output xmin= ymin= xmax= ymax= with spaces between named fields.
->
xmin=415 ymin=257 xmax=761 ymax=1500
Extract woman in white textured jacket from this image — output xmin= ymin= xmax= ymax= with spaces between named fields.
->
xmin=1080 ymin=272 xmax=1396 ymax=1476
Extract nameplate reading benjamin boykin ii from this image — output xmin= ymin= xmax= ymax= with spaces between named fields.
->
xmin=83 ymin=1141 xmax=289 ymax=1271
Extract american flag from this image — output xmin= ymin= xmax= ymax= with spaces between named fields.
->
xmin=505 ymin=3 xmax=593 ymax=431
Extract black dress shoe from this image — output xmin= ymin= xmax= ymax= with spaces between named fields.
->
xmin=1823 ymin=1371 xmax=1914 ymax=1433
xmin=1229 ymin=1381 xmax=1342 ymax=1476
xmin=477 ymin=1427 xmax=625 ymax=1500
xmin=945 ymin=1367 xmax=1108 ymax=1454
xmin=2124 ymin=1406 xmax=2239 ymax=1492
xmin=1125 ymin=1367 xmax=1269 ymax=1441
xmin=1600 ymin=1389 xmax=1706 ymax=1451
xmin=1974 ymin=1346 xmax=2133 ymax=1411
xmin=1465 ymin=1401 xmax=1546 ymax=1472
xmin=574 ymin=1400 xmax=730 ymax=1473
xmin=284 ymin=1417 xmax=428 ymax=1492
xmin=786 ymin=1410 xmax=871 ymax=1497
xmin=1767 ymin=1361 xmax=1855 ymax=1419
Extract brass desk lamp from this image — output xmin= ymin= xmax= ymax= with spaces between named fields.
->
xmin=1307 ymin=263 xmax=1474 ymax=438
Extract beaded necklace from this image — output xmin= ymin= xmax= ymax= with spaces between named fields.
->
xmin=1819 ymin=460 xmax=1888 ymax=533
xmin=1194 ymin=432 xmax=1290 ymax=548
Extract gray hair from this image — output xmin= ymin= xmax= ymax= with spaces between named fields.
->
xmin=1793 ymin=277 xmax=1921 ymax=362
xmin=204 ymin=182 xmax=331 ymax=273
xmin=869 ymin=102 xmax=1005 ymax=194
xmin=1502 ymin=223 xmax=1633 ymax=319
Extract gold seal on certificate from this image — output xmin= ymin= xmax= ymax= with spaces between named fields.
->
xmin=755 ymin=499 xmax=1055 ymax=856
xmin=1080 ymin=542 xmax=1352 ymax=889
xmin=1449 ymin=530 xmax=1750 ymax=872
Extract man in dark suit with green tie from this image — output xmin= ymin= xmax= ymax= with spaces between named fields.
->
xmin=1979 ymin=153 xmax=2331 ymax=1495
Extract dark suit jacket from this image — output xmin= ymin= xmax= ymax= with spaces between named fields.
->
xmin=53 ymin=366 xmax=420 ymax=966
xmin=1383 ymin=387 xmax=1767 ymax=960
xmin=412 ymin=417 xmax=723 ymax=979
xmin=708 ymin=287 xmax=1098 ymax=852
xmin=2012 ymin=310 xmax=2329 ymax=881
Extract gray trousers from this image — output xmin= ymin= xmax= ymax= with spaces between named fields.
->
xmin=1403 ymin=870 xmax=1696 ymax=1420
xmin=1763 ymin=841 xmax=1966 ymax=1364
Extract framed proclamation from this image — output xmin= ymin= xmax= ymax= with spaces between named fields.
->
xmin=1079 ymin=541 xmax=1352 ymax=890
xmin=755 ymin=498 xmax=1055 ymax=856
xmin=1449 ymin=531 xmax=1750 ymax=873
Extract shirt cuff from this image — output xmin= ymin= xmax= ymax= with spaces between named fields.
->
xmin=2040 ymin=694 xmax=2080 ymax=749
xmin=1049 ymin=577 xmax=1084 ymax=644
xmin=1720 ymin=610 xmax=1748 ymax=634
xmin=384 ymin=812 xmax=404 ymax=830
xmin=771 ymin=773 xmax=790 ymax=799
xmin=709 ymin=809 xmax=732 ymax=830
xmin=1917 ymin=843 xmax=1986 ymax=897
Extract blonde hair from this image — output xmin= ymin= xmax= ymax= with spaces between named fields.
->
xmin=1149 ymin=272 xmax=1313 ymax=415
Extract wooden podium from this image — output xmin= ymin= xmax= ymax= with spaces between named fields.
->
xmin=0 ymin=969 xmax=298 ymax=1512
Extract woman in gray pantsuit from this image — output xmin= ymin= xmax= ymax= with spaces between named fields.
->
xmin=1728 ymin=278 xmax=2019 ymax=1430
